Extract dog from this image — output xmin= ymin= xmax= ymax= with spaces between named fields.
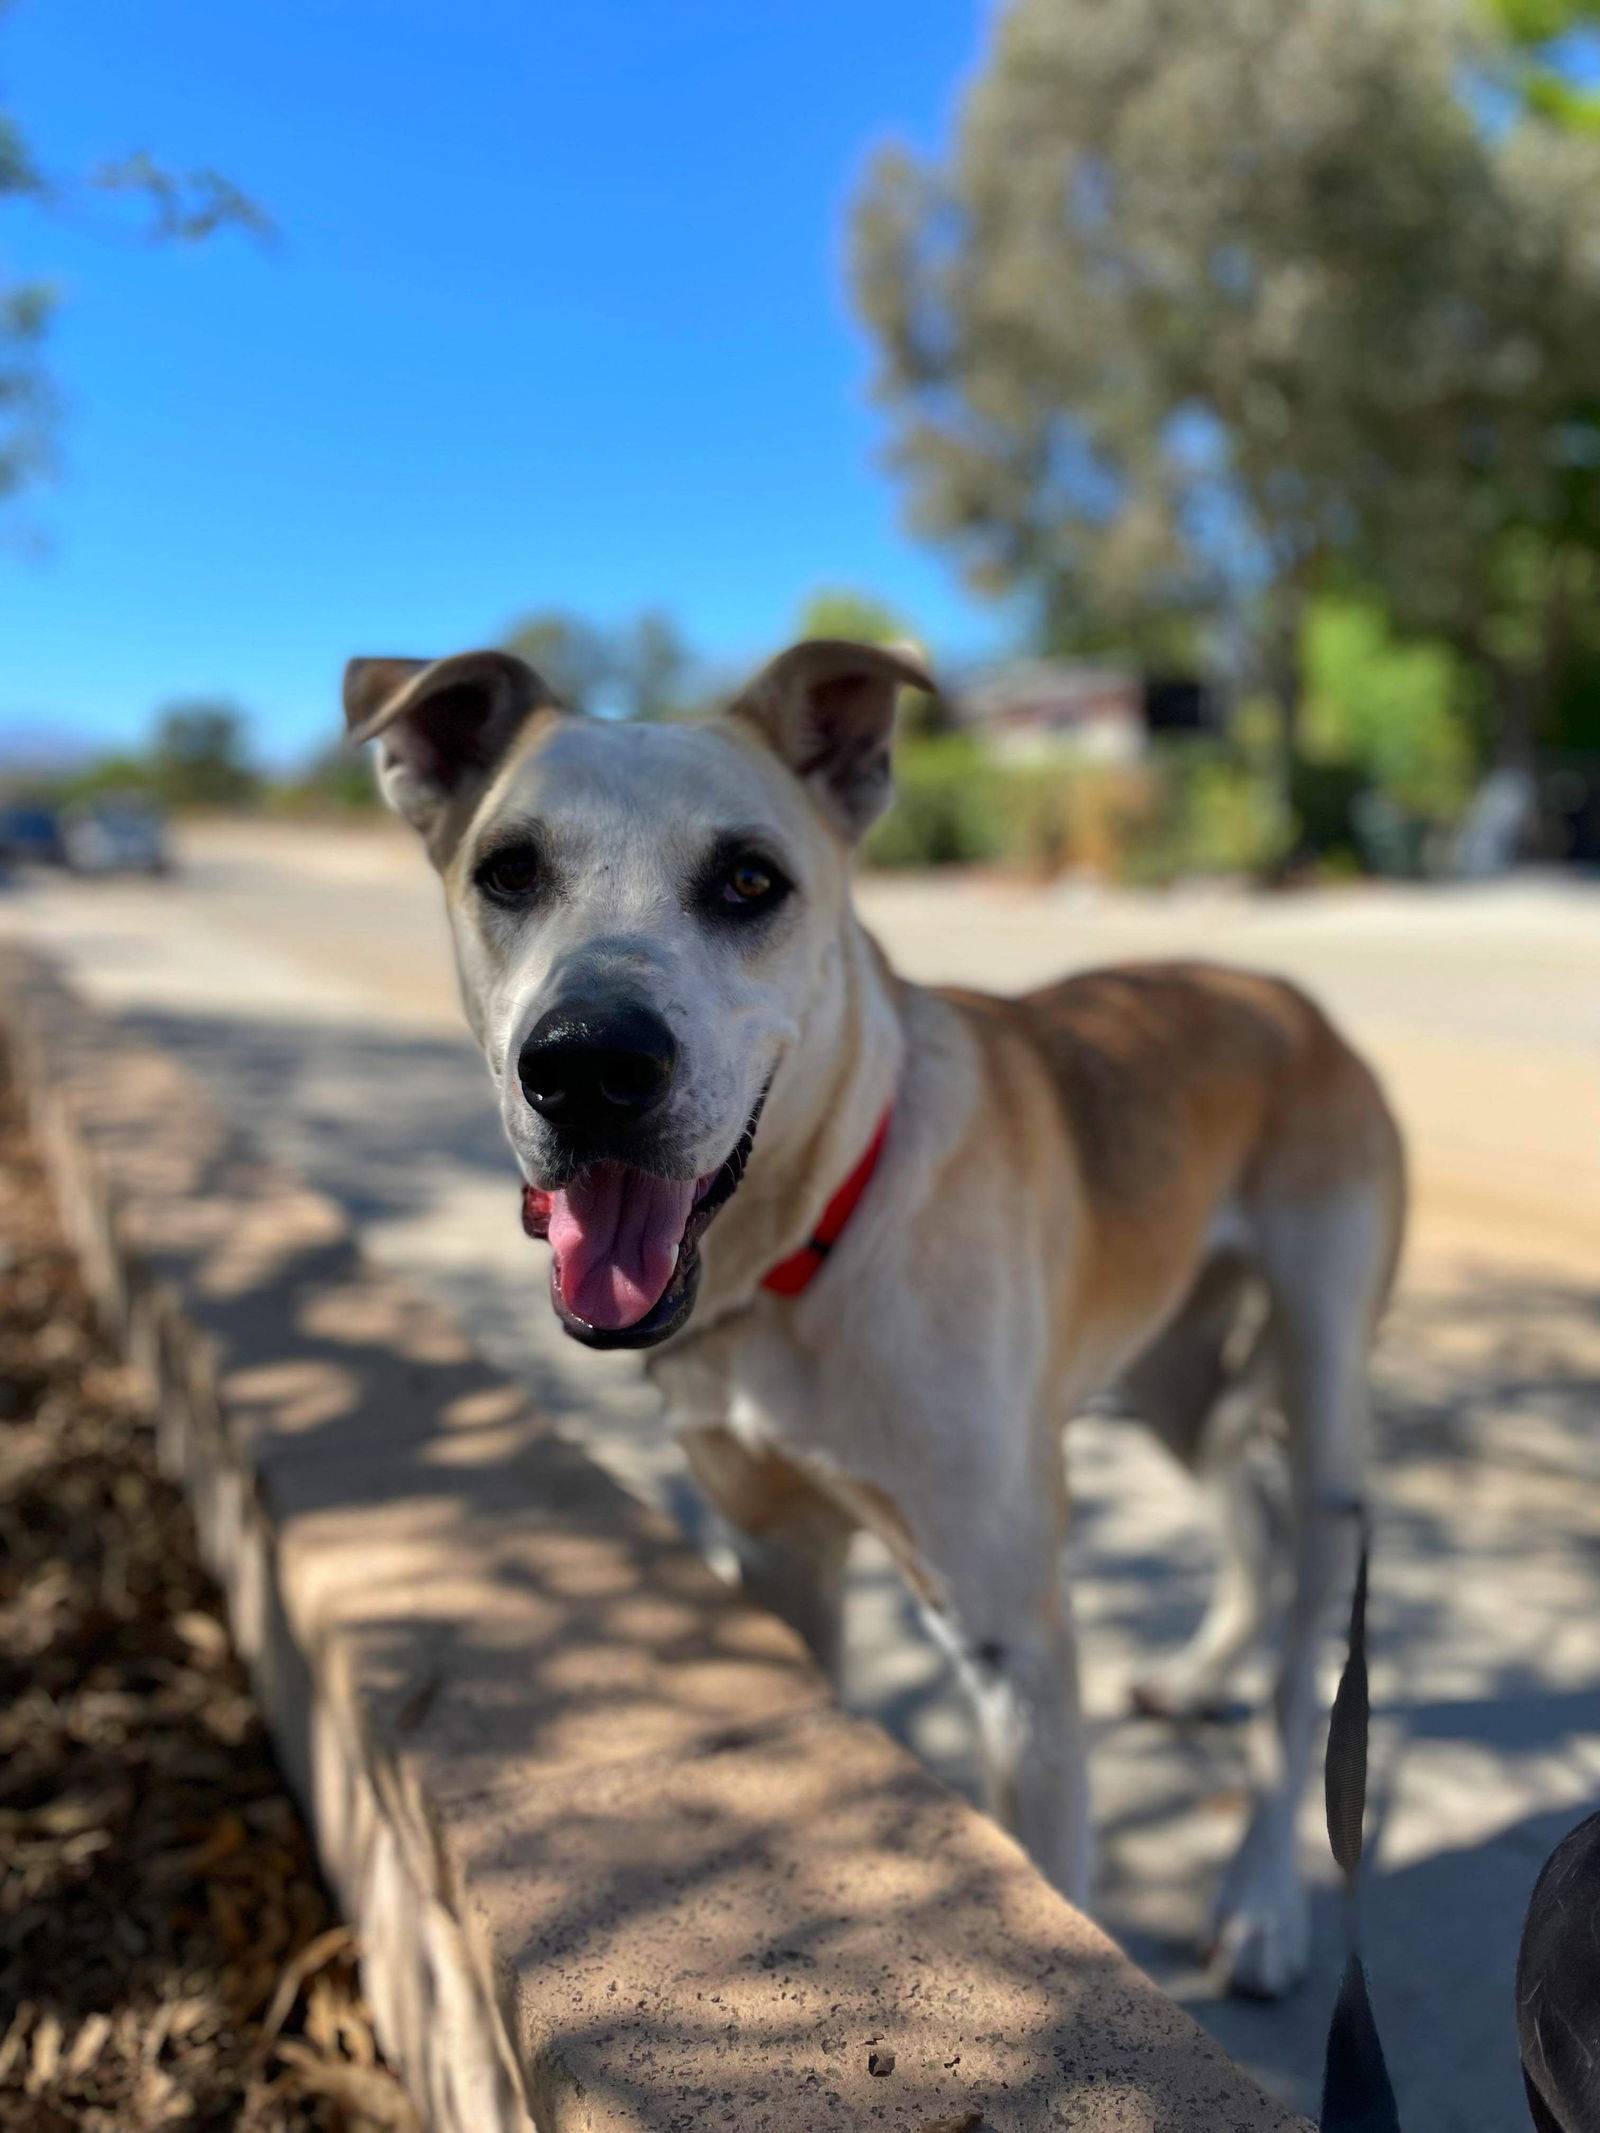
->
xmin=344 ymin=637 xmax=1405 ymax=1998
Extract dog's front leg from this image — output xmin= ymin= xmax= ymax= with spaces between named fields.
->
xmin=924 ymin=1524 xmax=1094 ymax=1908
xmin=650 ymin=1341 xmax=857 ymax=1682
xmin=679 ymin=1423 xmax=855 ymax=1683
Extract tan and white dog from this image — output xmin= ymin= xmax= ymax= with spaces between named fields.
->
xmin=345 ymin=637 xmax=1405 ymax=1998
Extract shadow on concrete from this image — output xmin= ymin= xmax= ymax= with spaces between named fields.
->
xmin=1097 ymin=1269 xmax=1600 ymax=2131
xmin=1146 ymin=1799 xmax=1590 ymax=2133
xmin=119 ymin=1006 xmax=508 ymax=1230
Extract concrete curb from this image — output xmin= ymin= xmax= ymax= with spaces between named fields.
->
xmin=1 ymin=945 xmax=1308 ymax=2132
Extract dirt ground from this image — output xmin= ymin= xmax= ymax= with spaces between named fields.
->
xmin=0 ymin=1069 xmax=416 ymax=2133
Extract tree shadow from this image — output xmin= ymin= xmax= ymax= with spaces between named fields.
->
xmin=119 ymin=1005 xmax=510 ymax=1231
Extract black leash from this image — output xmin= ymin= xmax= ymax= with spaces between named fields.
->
xmin=1319 ymin=1526 xmax=1402 ymax=2133
xmin=1313 ymin=1521 xmax=1600 ymax=2131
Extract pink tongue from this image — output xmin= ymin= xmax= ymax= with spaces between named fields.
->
xmin=546 ymin=1165 xmax=697 ymax=1330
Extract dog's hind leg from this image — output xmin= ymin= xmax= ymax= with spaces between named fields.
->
xmin=1125 ymin=1289 xmax=1289 ymax=1720
xmin=679 ymin=1425 xmax=856 ymax=1683
xmin=1210 ymin=1179 xmax=1397 ymax=1999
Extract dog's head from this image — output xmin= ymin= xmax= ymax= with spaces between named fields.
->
xmin=345 ymin=637 xmax=931 ymax=1350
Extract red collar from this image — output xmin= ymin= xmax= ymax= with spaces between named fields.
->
xmin=761 ymin=1108 xmax=893 ymax=1297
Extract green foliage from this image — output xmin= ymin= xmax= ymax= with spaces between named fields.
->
xmin=45 ymin=702 xmax=262 ymax=812
xmin=0 ymin=279 xmax=54 ymax=501
xmin=796 ymin=588 xmax=912 ymax=647
xmin=1067 ymin=746 xmax=1290 ymax=887
xmin=863 ymin=734 xmax=1286 ymax=881
xmin=56 ymin=752 xmax=158 ymax=804
xmin=988 ymin=763 xmax=1161 ymax=880
xmin=1287 ymin=758 xmax=1370 ymax=867
xmin=1302 ymin=598 xmax=1477 ymax=822
xmin=863 ymin=735 xmax=1001 ymax=867
xmin=88 ymin=153 xmax=274 ymax=245
xmin=1485 ymin=0 xmax=1600 ymax=130
xmin=502 ymin=606 xmax=702 ymax=719
xmin=273 ymin=743 xmax=381 ymax=813
xmin=502 ymin=611 xmax=614 ymax=712
xmin=1548 ymin=646 xmax=1600 ymax=750
xmin=618 ymin=609 xmax=694 ymax=721
xmin=148 ymin=703 xmax=258 ymax=809
xmin=849 ymin=0 xmax=1600 ymax=765
xmin=1153 ymin=746 xmax=1289 ymax=882
xmin=1488 ymin=0 xmax=1597 ymax=38
xmin=853 ymin=0 xmax=1497 ymax=645
xmin=0 ymin=57 xmax=53 ymax=505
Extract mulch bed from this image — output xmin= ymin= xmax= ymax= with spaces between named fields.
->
xmin=0 ymin=1070 xmax=417 ymax=2131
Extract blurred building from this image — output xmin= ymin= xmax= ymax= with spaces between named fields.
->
xmin=953 ymin=660 xmax=1220 ymax=762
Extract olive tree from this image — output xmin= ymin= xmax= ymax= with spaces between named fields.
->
xmin=851 ymin=0 xmax=1600 ymax=764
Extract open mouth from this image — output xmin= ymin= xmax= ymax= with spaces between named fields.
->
xmin=518 ymin=1093 xmax=765 ymax=1351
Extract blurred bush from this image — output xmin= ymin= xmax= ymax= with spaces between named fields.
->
xmin=502 ymin=606 xmax=703 ymax=721
xmin=1138 ymin=745 xmax=1289 ymax=884
xmin=270 ymin=743 xmax=379 ymax=813
xmin=995 ymin=762 xmax=1151 ymax=880
xmin=865 ymin=736 xmax=1289 ymax=882
xmin=147 ymin=705 xmax=259 ymax=809
xmin=1302 ymin=598 xmax=1476 ymax=828
xmin=54 ymin=702 xmax=261 ymax=812
xmin=863 ymin=736 xmax=1001 ymax=867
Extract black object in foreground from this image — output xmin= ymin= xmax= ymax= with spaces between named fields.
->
xmin=1517 ymin=1806 xmax=1600 ymax=2132
xmin=1320 ymin=1535 xmax=1402 ymax=2133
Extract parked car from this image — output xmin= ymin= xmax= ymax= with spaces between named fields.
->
xmin=60 ymin=794 xmax=171 ymax=876
xmin=0 ymin=802 xmax=66 ymax=869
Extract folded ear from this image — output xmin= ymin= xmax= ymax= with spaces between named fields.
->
xmin=727 ymin=637 xmax=937 ymax=840
xmin=343 ymin=649 xmax=553 ymax=847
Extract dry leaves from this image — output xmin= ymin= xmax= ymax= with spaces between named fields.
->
xmin=0 ymin=1072 xmax=417 ymax=2132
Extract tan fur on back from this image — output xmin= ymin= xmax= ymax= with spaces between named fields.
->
xmin=941 ymin=962 xmax=1402 ymax=1384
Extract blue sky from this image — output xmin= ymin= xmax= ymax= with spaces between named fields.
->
xmin=1 ymin=0 xmax=1005 ymax=764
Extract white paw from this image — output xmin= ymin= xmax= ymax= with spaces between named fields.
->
xmin=1209 ymin=1854 xmax=1310 ymax=1999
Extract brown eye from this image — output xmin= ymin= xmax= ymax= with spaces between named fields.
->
xmin=477 ymin=845 xmax=540 ymax=902
xmin=698 ymin=841 xmax=792 ymax=923
xmin=724 ymin=860 xmax=774 ymax=904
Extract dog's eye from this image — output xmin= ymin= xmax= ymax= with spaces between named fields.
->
xmin=476 ymin=845 xmax=540 ymax=902
xmin=726 ymin=861 xmax=772 ymax=902
xmin=718 ymin=854 xmax=788 ymax=912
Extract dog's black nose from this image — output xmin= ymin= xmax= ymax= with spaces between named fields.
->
xmin=518 ymin=998 xmax=680 ymax=1130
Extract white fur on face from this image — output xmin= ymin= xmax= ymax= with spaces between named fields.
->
xmin=445 ymin=715 xmax=851 ymax=1188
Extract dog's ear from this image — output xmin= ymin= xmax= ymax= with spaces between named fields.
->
xmin=343 ymin=650 xmax=553 ymax=845
xmin=728 ymin=637 xmax=937 ymax=840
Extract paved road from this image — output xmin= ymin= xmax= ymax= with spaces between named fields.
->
xmin=5 ymin=822 xmax=1598 ymax=2130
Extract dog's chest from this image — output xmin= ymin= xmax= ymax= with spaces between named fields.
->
xmin=713 ymin=1302 xmax=995 ymax=1513
xmin=723 ymin=1338 xmax=829 ymax=1463
xmin=719 ymin=1317 xmax=883 ymax=1482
